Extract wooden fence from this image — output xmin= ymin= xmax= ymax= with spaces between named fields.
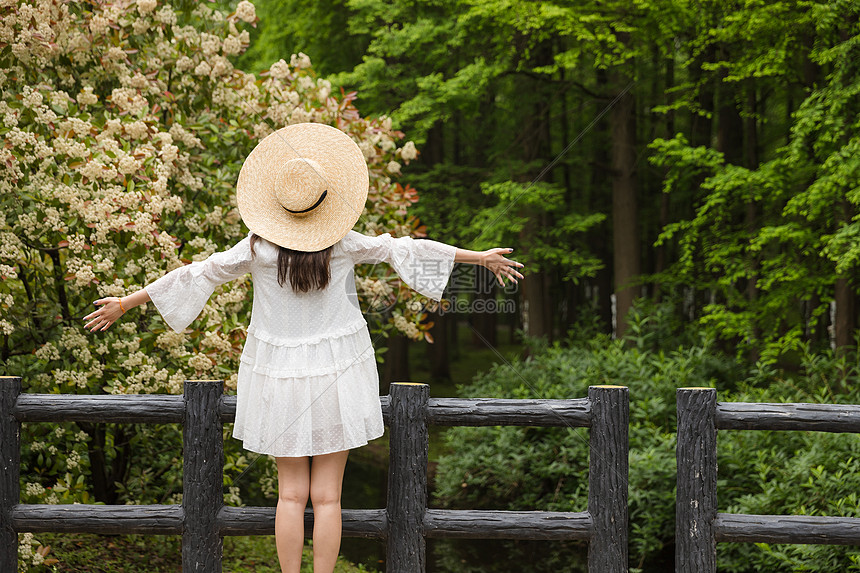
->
xmin=676 ymin=387 xmax=860 ymax=572
xmin=0 ymin=377 xmax=629 ymax=572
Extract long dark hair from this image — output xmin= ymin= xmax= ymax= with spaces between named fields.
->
xmin=249 ymin=233 xmax=332 ymax=293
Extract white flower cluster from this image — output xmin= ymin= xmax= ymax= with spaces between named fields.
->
xmin=225 ymin=372 xmax=239 ymax=391
xmin=35 ymin=342 xmax=61 ymax=362
xmin=25 ymin=482 xmax=45 ymax=497
xmin=399 ymin=140 xmax=418 ymax=161
xmin=355 ymin=276 xmax=395 ymax=307
xmin=189 ymin=352 xmax=215 ymax=374
xmin=224 ymin=485 xmax=242 ymax=506
xmin=269 ymin=59 xmax=291 ymax=80
xmin=235 ymin=0 xmax=256 ymax=23
xmin=55 ymin=369 xmax=89 ymax=389
xmin=290 ymin=51 xmax=311 ymax=69
xmin=155 ymin=4 xmax=176 ymax=26
xmin=137 ymin=0 xmax=157 ymax=16
xmin=202 ymin=330 xmax=232 ymax=354
xmin=156 ymin=330 xmax=190 ymax=359
xmin=212 ymin=280 xmax=248 ymax=316
xmin=77 ymin=86 xmax=98 ymax=106
xmin=393 ymin=313 xmax=421 ymax=339
xmin=188 ymin=236 xmax=219 ymax=261
xmin=167 ymin=371 xmax=187 ymax=395
xmin=18 ymin=532 xmax=45 ymax=569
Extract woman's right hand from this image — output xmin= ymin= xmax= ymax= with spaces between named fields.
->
xmin=83 ymin=297 xmax=126 ymax=332
xmin=481 ymin=248 xmax=524 ymax=287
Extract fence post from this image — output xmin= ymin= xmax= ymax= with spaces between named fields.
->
xmin=386 ymin=382 xmax=429 ymax=573
xmin=1 ymin=376 xmax=21 ymax=572
xmin=676 ymin=387 xmax=717 ymax=573
xmin=587 ymin=385 xmax=629 ymax=573
xmin=183 ymin=380 xmax=224 ymax=572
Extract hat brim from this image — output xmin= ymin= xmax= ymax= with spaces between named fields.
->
xmin=237 ymin=123 xmax=369 ymax=252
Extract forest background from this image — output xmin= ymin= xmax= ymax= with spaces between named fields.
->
xmin=3 ymin=0 xmax=860 ymax=571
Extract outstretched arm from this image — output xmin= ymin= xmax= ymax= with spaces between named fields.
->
xmin=83 ymin=288 xmax=152 ymax=332
xmin=455 ymin=247 xmax=525 ymax=287
xmin=87 ymin=235 xmax=254 ymax=334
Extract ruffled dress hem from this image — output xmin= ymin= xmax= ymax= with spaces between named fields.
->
xmin=232 ymin=329 xmax=385 ymax=457
xmin=232 ymin=427 xmax=386 ymax=458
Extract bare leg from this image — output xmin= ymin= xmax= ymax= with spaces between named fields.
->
xmin=309 ymin=449 xmax=350 ymax=573
xmin=276 ymin=456 xmax=310 ymax=573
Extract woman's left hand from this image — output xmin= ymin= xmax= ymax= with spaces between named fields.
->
xmin=83 ymin=297 xmax=126 ymax=332
xmin=481 ymin=248 xmax=525 ymax=287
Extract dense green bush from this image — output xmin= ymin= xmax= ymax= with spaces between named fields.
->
xmin=433 ymin=314 xmax=860 ymax=572
xmin=716 ymin=349 xmax=860 ymax=572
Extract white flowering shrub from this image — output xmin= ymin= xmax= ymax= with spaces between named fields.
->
xmin=17 ymin=532 xmax=55 ymax=571
xmin=0 ymin=0 xmax=430 ymax=547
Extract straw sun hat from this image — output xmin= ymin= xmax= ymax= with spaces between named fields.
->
xmin=236 ymin=122 xmax=369 ymax=252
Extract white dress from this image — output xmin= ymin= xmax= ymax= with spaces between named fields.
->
xmin=145 ymin=230 xmax=458 ymax=457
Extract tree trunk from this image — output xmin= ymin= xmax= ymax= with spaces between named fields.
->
xmin=517 ymin=265 xmax=549 ymax=342
xmin=834 ymin=277 xmax=854 ymax=350
xmin=562 ymin=274 xmax=579 ymax=338
xmin=744 ymin=81 xmax=761 ymax=358
xmin=518 ymin=270 xmax=552 ymax=358
xmin=802 ymin=32 xmax=820 ymax=93
xmin=381 ymin=333 xmax=411 ymax=391
xmin=510 ymin=287 xmax=522 ymax=345
xmin=512 ymin=66 xmax=554 ymax=347
xmin=560 ymin=64 xmax=572 ymax=200
xmin=716 ymin=53 xmax=743 ymax=166
xmin=691 ymin=47 xmax=715 ymax=149
xmin=686 ymin=47 xmax=715 ymax=326
xmin=469 ymin=265 xmax=498 ymax=348
xmin=592 ymin=68 xmax=614 ymax=332
xmin=610 ymin=79 xmax=639 ymax=339
xmin=449 ymin=308 xmax=460 ymax=361
xmin=654 ymin=56 xmax=675 ymax=303
xmin=424 ymin=123 xmax=444 ymax=166
xmin=425 ymin=307 xmax=451 ymax=382
xmin=78 ymin=423 xmax=131 ymax=505
xmin=834 ymin=199 xmax=857 ymax=352
xmin=416 ymin=121 xmax=452 ymax=375
xmin=832 ymin=25 xmax=855 ymax=354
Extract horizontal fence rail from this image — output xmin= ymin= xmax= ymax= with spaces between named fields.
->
xmin=422 ymin=509 xmax=592 ymax=540
xmin=13 ymin=394 xmax=595 ymax=427
xmin=13 ymin=394 xmax=187 ymax=423
xmin=10 ymin=504 xmax=391 ymax=539
xmin=714 ymin=514 xmax=860 ymax=545
xmin=424 ymin=397 xmax=592 ymax=427
xmin=676 ymin=387 xmax=860 ymax=573
xmin=12 ymin=504 xmax=185 ymax=535
xmin=0 ymin=376 xmax=628 ymax=573
xmin=715 ymin=402 xmax=860 ymax=433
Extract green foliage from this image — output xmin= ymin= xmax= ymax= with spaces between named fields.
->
xmin=233 ymin=0 xmax=370 ymax=76
xmin=434 ymin=309 xmax=860 ymax=570
xmin=647 ymin=0 xmax=860 ymax=361
xmin=434 ymin=315 xmax=738 ymax=568
xmin=468 ymin=180 xmax=604 ymax=279
xmin=716 ymin=346 xmax=860 ymax=571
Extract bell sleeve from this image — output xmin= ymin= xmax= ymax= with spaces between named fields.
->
xmin=343 ymin=230 xmax=458 ymax=301
xmin=145 ymin=235 xmax=253 ymax=332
